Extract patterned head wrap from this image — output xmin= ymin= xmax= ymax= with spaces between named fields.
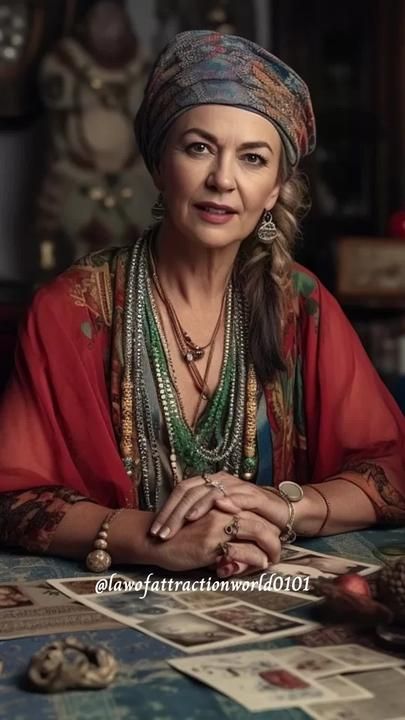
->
xmin=135 ymin=30 xmax=316 ymax=173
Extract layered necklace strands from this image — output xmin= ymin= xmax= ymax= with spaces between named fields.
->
xmin=149 ymin=246 xmax=228 ymax=400
xmin=120 ymin=229 xmax=258 ymax=511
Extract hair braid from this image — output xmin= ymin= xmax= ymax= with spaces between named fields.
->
xmin=237 ymin=164 xmax=310 ymax=384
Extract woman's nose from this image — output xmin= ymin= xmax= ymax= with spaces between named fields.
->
xmin=206 ymin=155 xmax=236 ymax=192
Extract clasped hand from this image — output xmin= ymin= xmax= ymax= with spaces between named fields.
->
xmin=149 ymin=472 xmax=289 ymax=576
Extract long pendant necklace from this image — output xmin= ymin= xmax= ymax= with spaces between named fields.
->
xmin=120 ymin=229 xmax=259 ymax=510
xmin=149 ymin=246 xmax=228 ymax=399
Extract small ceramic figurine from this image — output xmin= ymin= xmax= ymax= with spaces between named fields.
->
xmin=27 ymin=636 xmax=118 ymax=692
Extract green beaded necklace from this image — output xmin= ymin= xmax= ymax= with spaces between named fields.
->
xmin=120 ymin=229 xmax=258 ymax=509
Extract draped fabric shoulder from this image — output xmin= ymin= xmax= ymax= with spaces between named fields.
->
xmin=0 ymin=246 xmax=135 ymax=510
xmin=266 ymin=264 xmax=405 ymax=522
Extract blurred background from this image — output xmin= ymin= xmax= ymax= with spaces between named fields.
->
xmin=0 ymin=0 xmax=404 ymax=409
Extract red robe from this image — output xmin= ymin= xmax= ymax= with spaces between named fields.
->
xmin=1 ymin=247 xmax=404 ymax=550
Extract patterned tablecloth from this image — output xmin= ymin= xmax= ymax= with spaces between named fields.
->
xmin=0 ymin=527 xmax=404 ymax=720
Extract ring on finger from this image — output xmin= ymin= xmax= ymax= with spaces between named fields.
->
xmin=224 ymin=515 xmax=240 ymax=539
xmin=216 ymin=541 xmax=231 ymax=557
xmin=212 ymin=480 xmax=226 ymax=496
xmin=202 ymin=473 xmax=226 ymax=496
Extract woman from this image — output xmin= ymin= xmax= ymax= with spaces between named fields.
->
xmin=0 ymin=31 xmax=404 ymax=579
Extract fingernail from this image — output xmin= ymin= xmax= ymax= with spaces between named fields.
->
xmin=262 ymin=559 xmax=269 ymax=569
xmin=150 ymin=523 xmax=162 ymax=535
xmin=159 ymin=527 xmax=171 ymax=539
xmin=186 ymin=509 xmax=198 ymax=519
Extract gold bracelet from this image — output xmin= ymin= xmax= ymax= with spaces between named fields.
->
xmin=306 ymin=485 xmax=331 ymax=535
xmin=260 ymin=486 xmax=297 ymax=543
xmin=86 ymin=509 xmax=124 ymax=573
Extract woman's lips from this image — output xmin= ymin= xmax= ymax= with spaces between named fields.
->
xmin=194 ymin=204 xmax=237 ymax=224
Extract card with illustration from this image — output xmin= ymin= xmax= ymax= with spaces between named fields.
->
xmin=0 ymin=581 xmax=119 ymax=639
xmin=272 ymin=646 xmax=350 ymax=678
xmin=315 ymin=644 xmax=404 ymax=673
xmin=169 ymin=649 xmax=338 ymax=711
xmin=48 ymin=577 xmax=317 ymax=652
xmin=268 ymin=545 xmax=380 ymax=588
xmin=303 ymin=674 xmax=373 ymax=719
xmin=303 ymin=667 xmax=405 ymax=720
xmin=201 ymin=602 xmax=314 ymax=638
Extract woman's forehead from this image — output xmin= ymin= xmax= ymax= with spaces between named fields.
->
xmin=169 ymin=105 xmax=282 ymax=146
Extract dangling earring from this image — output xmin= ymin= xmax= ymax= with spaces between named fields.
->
xmin=151 ymin=193 xmax=165 ymax=221
xmin=256 ymin=209 xmax=277 ymax=244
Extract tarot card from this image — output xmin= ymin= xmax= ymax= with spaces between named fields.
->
xmin=0 ymin=581 xmax=119 ymax=638
xmin=303 ymin=675 xmax=373 ymax=719
xmin=202 ymin=601 xmax=316 ymax=640
xmin=269 ymin=545 xmax=380 ymax=586
xmin=272 ymin=646 xmax=349 ymax=678
xmin=303 ymin=667 xmax=405 ymax=720
xmin=48 ymin=577 xmax=317 ymax=653
xmin=137 ymin=611 xmax=248 ymax=651
xmin=316 ymin=644 xmax=404 ymax=672
xmin=169 ymin=649 xmax=338 ymax=711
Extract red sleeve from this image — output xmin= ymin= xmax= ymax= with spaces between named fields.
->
xmin=0 ymin=271 xmax=133 ymax=509
xmin=302 ymin=274 xmax=405 ymax=522
xmin=0 ymin=487 xmax=94 ymax=552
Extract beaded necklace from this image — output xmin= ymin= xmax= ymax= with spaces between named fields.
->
xmin=120 ymin=229 xmax=258 ymax=510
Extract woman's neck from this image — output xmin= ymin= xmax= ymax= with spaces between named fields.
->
xmin=153 ymin=222 xmax=240 ymax=310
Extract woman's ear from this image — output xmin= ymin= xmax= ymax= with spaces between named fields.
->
xmin=264 ymin=182 xmax=281 ymax=211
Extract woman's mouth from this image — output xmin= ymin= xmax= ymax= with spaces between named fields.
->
xmin=194 ymin=203 xmax=237 ymax=224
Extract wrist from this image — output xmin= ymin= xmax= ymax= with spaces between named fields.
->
xmin=108 ymin=510 xmax=159 ymax=565
xmin=258 ymin=486 xmax=290 ymax=529
xmin=293 ymin=486 xmax=328 ymax=536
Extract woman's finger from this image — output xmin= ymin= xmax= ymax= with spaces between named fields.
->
xmin=150 ymin=481 xmax=205 ymax=536
xmin=234 ymin=512 xmax=281 ymax=563
xmin=187 ymin=494 xmax=240 ymax=520
xmin=213 ymin=494 xmax=250 ymax=513
xmin=218 ymin=562 xmax=262 ymax=578
xmin=215 ymin=541 xmax=268 ymax=570
xmin=153 ymin=486 xmax=225 ymax=538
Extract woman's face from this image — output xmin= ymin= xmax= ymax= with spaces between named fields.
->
xmin=155 ymin=105 xmax=282 ymax=251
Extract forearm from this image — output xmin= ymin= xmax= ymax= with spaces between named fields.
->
xmin=0 ymin=487 xmax=93 ymax=552
xmin=294 ymin=478 xmax=377 ymax=536
xmin=0 ymin=487 xmax=163 ymax=567
xmin=48 ymin=501 xmax=160 ymax=566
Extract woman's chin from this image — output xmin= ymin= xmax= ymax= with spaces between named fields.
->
xmin=183 ymin=225 xmax=244 ymax=250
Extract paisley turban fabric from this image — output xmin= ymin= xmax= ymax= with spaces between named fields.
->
xmin=135 ymin=30 xmax=316 ymax=172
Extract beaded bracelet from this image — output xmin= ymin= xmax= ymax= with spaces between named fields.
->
xmin=86 ymin=509 xmax=124 ymax=573
xmin=306 ymin=485 xmax=331 ymax=535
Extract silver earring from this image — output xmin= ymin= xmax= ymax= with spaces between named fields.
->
xmin=151 ymin=193 xmax=165 ymax=221
xmin=256 ymin=210 xmax=277 ymax=243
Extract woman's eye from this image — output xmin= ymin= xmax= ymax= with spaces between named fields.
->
xmin=244 ymin=153 xmax=267 ymax=166
xmin=187 ymin=142 xmax=209 ymax=154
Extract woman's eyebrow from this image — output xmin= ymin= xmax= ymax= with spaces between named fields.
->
xmin=181 ymin=128 xmax=274 ymax=154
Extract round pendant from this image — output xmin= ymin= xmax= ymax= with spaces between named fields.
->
xmin=86 ymin=549 xmax=112 ymax=573
xmin=185 ymin=351 xmax=194 ymax=363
